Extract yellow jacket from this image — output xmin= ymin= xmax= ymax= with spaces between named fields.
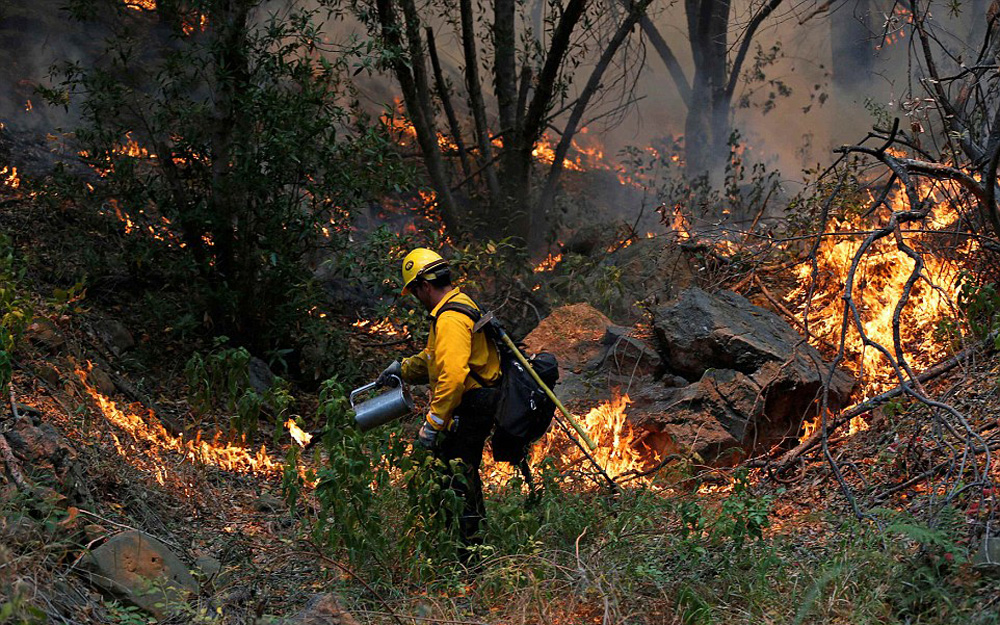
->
xmin=401 ymin=289 xmax=501 ymax=430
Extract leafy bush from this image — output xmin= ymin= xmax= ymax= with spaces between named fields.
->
xmin=185 ymin=337 xmax=292 ymax=440
xmin=47 ymin=0 xmax=411 ymax=350
xmin=0 ymin=234 xmax=32 ymax=393
xmin=287 ymin=377 xmax=463 ymax=582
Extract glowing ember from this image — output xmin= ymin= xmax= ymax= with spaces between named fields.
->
xmin=286 ymin=419 xmax=313 ymax=447
xmin=532 ymin=252 xmax=563 ymax=273
xmin=24 ymin=100 xmax=32 ymax=113
xmin=75 ymin=364 xmax=279 ymax=481
xmin=1 ymin=166 xmax=21 ymax=190
xmin=123 ymin=0 xmax=156 ymax=10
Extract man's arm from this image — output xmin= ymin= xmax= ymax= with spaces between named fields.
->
xmin=426 ymin=312 xmax=473 ymax=430
xmin=401 ymin=349 xmax=431 ymax=384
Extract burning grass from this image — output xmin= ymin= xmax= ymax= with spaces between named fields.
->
xmin=74 ymin=363 xmax=280 ymax=484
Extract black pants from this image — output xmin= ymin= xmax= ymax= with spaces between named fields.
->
xmin=436 ymin=387 xmax=496 ymax=545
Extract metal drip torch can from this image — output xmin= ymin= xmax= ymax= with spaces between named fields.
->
xmin=350 ymin=375 xmax=414 ymax=431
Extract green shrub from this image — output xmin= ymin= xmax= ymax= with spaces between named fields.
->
xmin=184 ymin=337 xmax=293 ymax=441
xmin=0 ymin=234 xmax=32 ymax=393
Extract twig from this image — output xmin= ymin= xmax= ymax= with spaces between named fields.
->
xmin=2 ymin=388 xmax=31 ymax=491
xmin=355 ymin=612 xmax=487 ymax=625
xmin=296 ymin=545 xmax=407 ymax=625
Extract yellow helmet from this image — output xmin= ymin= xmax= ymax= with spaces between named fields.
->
xmin=401 ymin=248 xmax=448 ymax=295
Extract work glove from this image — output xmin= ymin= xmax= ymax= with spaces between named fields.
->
xmin=417 ymin=421 xmax=440 ymax=451
xmin=376 ymin=360 xmax=402 ymax=387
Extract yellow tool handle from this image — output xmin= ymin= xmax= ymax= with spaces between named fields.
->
xmin=498 ymin=332 xmax=598 ymax=451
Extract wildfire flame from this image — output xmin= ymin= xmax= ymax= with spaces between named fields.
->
xmin=123 ymin=0 xmax=156 ymax=10
xmin=286 ymin=419 xmax=313 ymax=447
xmin=484 ymin=393 xmax=655 ymax=488
xmin=532 ymin=252 xmax=563 ymax=273
xmin=75 ymin=364 xmax=279 ymax=483
xmin=788 ymin=179 xmax=971 ymax=439
xmin=1 ymin=166 xmax=21 ymax=190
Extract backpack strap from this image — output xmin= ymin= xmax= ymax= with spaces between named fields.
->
xmin=433 ymin=300 xmax=496 ymax=388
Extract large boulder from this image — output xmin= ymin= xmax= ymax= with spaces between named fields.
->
xmin=522 ymin=303 xmax=613 ymax=375
xmin=635 ymin=288 xmax=854 ymax=460
xmin=82 ymin=531 xmax=199 ymax=618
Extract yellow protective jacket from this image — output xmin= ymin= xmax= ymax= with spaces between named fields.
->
xmin=400 ymin=289 xmax=501 ymax=430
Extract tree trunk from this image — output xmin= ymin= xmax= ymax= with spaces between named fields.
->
xmin=375 ymin=0 xmax=463 ymax=234
xmin=684 ymin=0 xmax=731 ymax=180
xmin=538 ymin=0 xmax=654 ymax=216
xmin=459 ymin=0 xmax=502 ymax=210
xmin=505 ymin=0 xmax=589 ymax=244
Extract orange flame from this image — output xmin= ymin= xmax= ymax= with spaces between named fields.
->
xmin=1 ymin=166 xmax=21 ymax=190
xmin=123 ymin=0 xmax=156 ymax=10
xmin=788 ymin=178 xmax=972 ymax=438
xmin=75 ymin=364 xmax=279 ymax=482
xmin=532 ymin=252 xmax=563 ymax=273
xmin=286 ymin=419 xmax=313 ymax=447
xmin=485 ymin=393 xmax=654 ymax=488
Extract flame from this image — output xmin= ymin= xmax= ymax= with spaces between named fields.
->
xmin=352 ymin=317 xmax=406 ymax=338
xmin=182 ymin=13 xmax=208 ymax=35
xmin=1 ymin=166 xmax=21 ymax=190
xmin=532 ymin=252 xmax=563 ymax=273
xmin=75 ymin=364 xmax=279 ymax=481
xmin=787 ymin=178 xmax=972 ymax=438
xmin=485 ymin=393 xmax=654 ymax=487
xmin=24 ymin=100 xmax=32 ymax=112
xmin=123 ymin=0 xmax=156 ymax=10
xmin=878 ymin=8 xmax=912 ymax=48
xmin=286 ymin=419 xmax=313 ymax=447
xmin=670 ymin=205 xmax=692 ymax=241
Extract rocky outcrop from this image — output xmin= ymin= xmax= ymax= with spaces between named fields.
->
xmin=82 ymin=531 xmax=199 ymax=618
xmin=528 ymin=289 xmax=855 ymax=463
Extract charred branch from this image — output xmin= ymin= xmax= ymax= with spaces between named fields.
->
xmin=426 ymin=27 xmax=472 ymax=179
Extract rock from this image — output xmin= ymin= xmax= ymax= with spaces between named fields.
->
xmin=632 ymin=288 xmax=854 ymax=460
xmin=26 ymin=318 xmax=65 ymax=353
xmin=82 ymin=531 xmax=198 ymax=619
xmin=248 ymin=357 xmax=275 ymax=394
xmin=654 ymin=288 xmax=812 ymax=379
xmin=97 ymin=319 xmax=135 ymax=356
xmin=523 ymin=303 xmax=614 ymax=374
xmin=194 ymin=555 xmax=222 ymax=580
xmin=5 ymin=416 xmax=78 ymax=483
xmin=87 ymin=366 xmax=116 ymax=396
xmin=281 ymin=594 xmax=361 ymax=625
xmin=587 ymin=325 xmax=661 ymax=378
xmin=974 ymin=536 xmax=1000 ymax=573
xmin=627 ymin=370 xmax=760 ymax=463
xmin=255 ymin=492 xmax=283 ymax=513
xmin=33 ymin=363 xmax=62 ymax=387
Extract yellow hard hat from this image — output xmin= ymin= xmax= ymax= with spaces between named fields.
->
xmin=401 ymin=248 xmax=448 ymax=295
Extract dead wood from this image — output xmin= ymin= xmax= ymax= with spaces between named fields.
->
xmin=3 ymin=388 xmax=31 ymax=491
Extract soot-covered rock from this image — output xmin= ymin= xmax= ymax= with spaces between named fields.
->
xmin=637 ymin=288 xmax=854 ymax=460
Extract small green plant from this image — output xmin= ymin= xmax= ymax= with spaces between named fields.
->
xmin=709 ymin=469 xmax=774 ymax=551
xmin=956 ymin=276 xmax=1000 ymax=344
xmin=185 ymin=337 xmax=293 ymax=440
xmin=0 ymin=234 xmax=33 ymax=393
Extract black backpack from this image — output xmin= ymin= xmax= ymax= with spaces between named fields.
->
xmin=433 ymin=300 xmax=559 ymax=465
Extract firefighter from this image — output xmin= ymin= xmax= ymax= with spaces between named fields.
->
xmin=377 ymin=248 xmax=501 ymax=549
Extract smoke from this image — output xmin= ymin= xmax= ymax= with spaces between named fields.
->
xmin=2 ymin=0 xmax=984 ymax=213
